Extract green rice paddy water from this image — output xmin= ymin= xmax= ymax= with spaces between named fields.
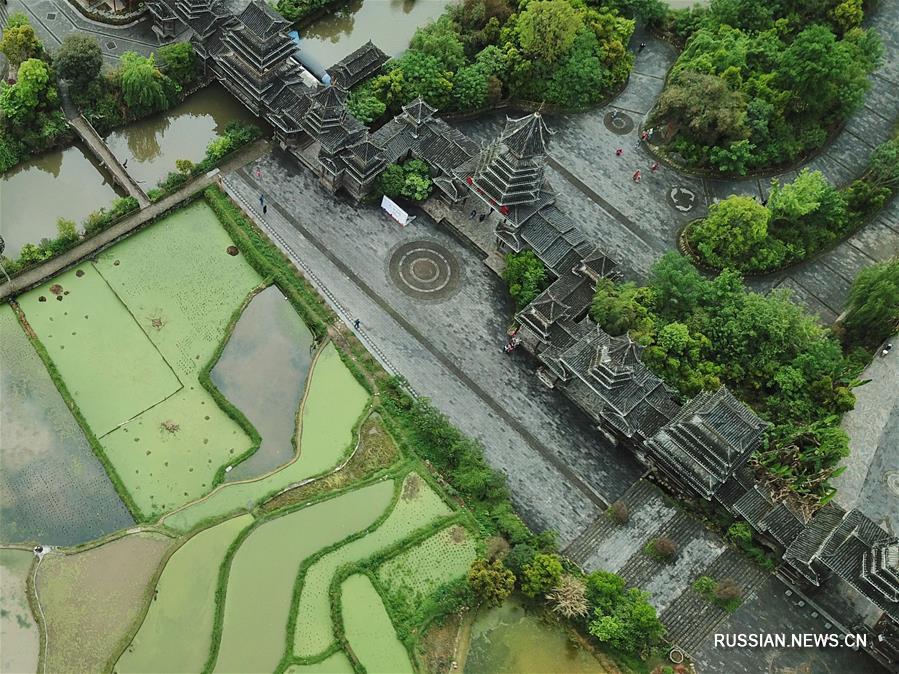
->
xmin=162 ymin=343 xmax=369 ymax=533
xmin=114 ymin=514 xmax=253 ymax=674
xmin=377 ymin=524 xmax=478 ymax=618
xmin=17 ymin=264 xmax=181 ymax=436
xmin=212 ymin=480 xmax=395 ymax=674
xmin=211 ymin=285 xmax=314 ymax=482
xmin=340 ymin=574 xmax=414 ymax=674
xmin=284 ymin=651 xmax=354 ymax=674
xmin=293 ymin=473 xmax=451 ymax=658
xmin=0 ymin=549 xmax=39 ymax=674
xmin=0 ymin=304 xmax=133 ymax=545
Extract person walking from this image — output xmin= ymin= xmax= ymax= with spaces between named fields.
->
xmin=632 ymin=170 xmax=641 ymax=183
xmin=638 ymin=41 xmax=646 ymax=52
xmin=469 ymin=208 xmax=477 ymax=219
xmin=255 ymin=167 xmax=262 ymax=179
xmin=353 ymin=318 xmax=361 ymax=330
xmin=259 ymin=193 xmax=265 ymax=207
xmin=263 ymin=204 xmax=268 ymax=215
xmin=615 ymin=148 xmax=624 ymax=157
xmin=641 ymin=130 xmax=649 ymax=143
xmin=478 ymin=212 xmax=487 ymax=222
xmin=650 ymin=162 xmax=660 ymax=172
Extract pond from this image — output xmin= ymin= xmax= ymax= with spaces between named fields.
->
xmin=211 ymin=285 xmax=315 ymax=482
xmin=0 ymin=142 xmax=121 ymax=259
xmin=0 ymin=304 xmax=134 ymax=547
xmin=464 ymin=599 xmax=610 ymax=674
xmin=298 ymin=0 xmax=454 ymax=67
xmin=104 ymin=85 xmax=258 ymax=189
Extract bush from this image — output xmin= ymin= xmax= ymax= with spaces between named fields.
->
xmin=468 ymin=558 xmax=515 ymax=606
xmin=521 ymin=553 xmax=564 ymax=597
xmin=503 ymin=543 xmax=537 ymax=578
xmin=842 ymin=259 xmax=899 ymax=348
xmin=376 ymin=158 xmax=434 ymax=202
xmin=586 ymin=570 xmax=664 ymax=656
xmin=547 ymin=574 xmax=589 ymax=619
xmin=644 ymin=537 xmax=677 ymax=561
xmin=692 ymin=575 xmax=743 ymax=612
xmin=502 ymin=251 xmax=547 ymax=309
xmin=609 ymin=500 xmax=629 ymax=525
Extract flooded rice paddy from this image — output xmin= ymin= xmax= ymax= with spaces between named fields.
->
xmin=162 ymin=342 xmax=370 ymax=533
xmin=293 ymin=473 xmax=451 ymax=658
xmin=115 ymin=514 xmax=253 ymax=674
xmin=211 ymin=285 xmax=315 ymax=482
xmin=0 ymin=549 xmax=39 ymax=674
xmin=298 ymin=0 xmax=453 ymax=66
xmin=464 ymin=599 xmax=611 ymax=674
xmin=34 ymin=531 xmax=173 ymax=674
xmin=212 ymin=480 xmax=394 ymax=674
xmin=284 ymin=651 xmax=355 ymax=674
xmin=0 ymin=142 xmax=121 ymax=259
xmin=378 ymin=524 xmax=477 ymax=616
xmin=105 ymin=85 xmax=258 ymax=188
xmin=0 ymin=304 xmax=133 ymax=546
xmin=341 ymin=574 xmax=414 ymax=674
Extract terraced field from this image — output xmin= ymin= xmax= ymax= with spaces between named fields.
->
xmin=162 ymin=343 xmax=370 ymax=533
xmin=212 ymin=480 xmax=395 ymax=674
xmin=115 ymin=514 xmax=253 ymax=674
xmin=341 ymin=574 xmax=414 ymax=674
xmin=293 ymin=472 xmax=451 ymax=659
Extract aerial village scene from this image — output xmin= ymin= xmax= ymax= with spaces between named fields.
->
xmin=0 ymin=0 xmax=897 ymax=672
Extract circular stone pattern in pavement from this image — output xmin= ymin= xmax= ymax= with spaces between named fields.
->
xmin=603 ymin=110 xmax=634 ymax=135
xmin=886 ymin=471 xmax=899 ymax=497
xmin=668 ymin=185 xmax=698 ymax=213
xmin=388 ymin=240 xmax=461 ymax=301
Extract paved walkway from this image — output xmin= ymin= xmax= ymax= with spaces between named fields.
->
xmin=8 ymin=0 xmax=184 ymax=65
xmin=0 ymin=139 xmax=269 ymax=300
xmin=68 ymin=114 xmax=150 ymax=207
xmin=834 ymin=334 xmax=899 ymax=535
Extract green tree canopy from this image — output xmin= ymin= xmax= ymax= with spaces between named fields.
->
xmin=656 ymin=71 xmax=749 ymax=147
xmin=468 ymin=558 xmax=515 ymax=607
xmin=521 ymin=553 xmax=564 ymax=597
xmin=411 ymin=16 xmax=466 ymax=71
xmin=502 ymin=250 xmax=547 ymax=309
xmin=55 ymin=34 xmax=103 ymax=87
xmin=0 ymin=20 xmax=42 ymax=78
xmin=118 ymin=52 xmax=171 ymax=115
xmin=690 ymin=195 xmax=770 ymax=268
xmin=0 ymin=58 xmax=57 ymax=127
xmin=158 ymin=42 xmax=198 ymax=86
xmin=516 ymin=0 xmax=584 ymax=64
xmin=843 ymin=259 xmax=899 ymax=346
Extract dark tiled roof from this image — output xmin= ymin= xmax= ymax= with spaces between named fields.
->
xmin=327 ymin=40 xmax=390 ymax=88
xmin=501 ymin=112 xmax=552 ymax=158
xmin=237 ymin=0 xmax=290 ymax=40
xmin=785 ymin=502 xmax=847 ymax=568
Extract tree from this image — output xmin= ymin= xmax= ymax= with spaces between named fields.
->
xmin=503 ymin=543 xmax=536 ymax=578
xmin=451 ymin=64 xmax=488 ymax=111
xmin=690 ymin=195 xmax=770 ymax=268
xmin=468 ymin=558 xmax=515 ymax=606
xmin=521 ymin=553 xmax=563 ymax=598
xmin=0 ymin=19 xmax=42 ymax=79
xmin=0 ymin=59 xmax=57 ymax=127
xmin=55 ymin=34 xmax=102 ymax=87
xmin=516 ymin=0 xmax=584 ymax=64
xmin=158 ymin=42 xmax=197 ymax=86
xmin=830 ymin=0 xmax=863 ymax=34
xmin=842 ymin=259 xmax=899 ymax=346
xmin=410 ymin=16 xmax=466 ymax=71
xmin=655 ymin=71 xmax=749 ymax=147
xmin=376 ymin=51 xmax=453 ymax=109
xmin=547 ymin=574 xmax=589 ymax=619
xmin=585 ymin=570 xmax=626 ymax=614
xmin=502 ymin=251 xmax=547 ymax=309
xmin=588 ymin=586 xmax=664 ymax=655
xmin=56 ymin=218 xmax=79 ymax=245
xmin=119 ymin=52 xmax=170 ymax=115
xmin=376 ymin=163 xmax=406 ymax=199
xmin=590 ymin=279 xmax=653 ymax=338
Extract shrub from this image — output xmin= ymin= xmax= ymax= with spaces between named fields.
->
xmin=609 ymin=500 xmax=629 ymax=525
xmin=645 ymin=537 xmax=677 ymax=562
xmin=547 ymin=574 xmax=589 ymax=619
xmin=503 ymin=543 xmax=537 ymax=578
xmin=376 ymin=159 xmax=434 ymax=202
xmin=521 ymin=553 xmax=564 ymax=598
xmin=502 ymin=251 xmax=547 ymax=309
xmin=468 ymin=558 xmax=515 ymax=607
xmin=692 ymin=575 xmax=743 ymax=612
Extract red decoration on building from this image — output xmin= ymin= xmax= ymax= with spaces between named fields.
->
xmin=499 ymin=205 xmax=509 ymax=215
xmin=465 ymin=176 xmax=473 ymax=185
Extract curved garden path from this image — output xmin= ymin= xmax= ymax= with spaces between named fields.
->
xmin=457 ymin=0 xmax=899 ymax=323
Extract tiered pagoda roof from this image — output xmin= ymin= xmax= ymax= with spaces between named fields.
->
xmin=644 ymin=387 xmax=769 ymax=500
xmin=468 ymin=113 xmax=552 ymax=207
xmin=303 ymin=84 xmax=349 ymax=136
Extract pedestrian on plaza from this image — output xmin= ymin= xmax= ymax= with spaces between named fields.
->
xmin=478 ymin=212 xmax=487 ymax=222
xmin=615 ymin=148 xmax=623 ymax=157
xmin=610 ymin=109 xmax=619 ymax=120
xmin=650 ymin=162 xmax=659 ymax=172
xmin=632 ymin=170 xmax=641 ymax=183
xmin=263 ymin=204 xmax=268 ymax=215
xmin=255 ymin=167 xmax=261 ymax=179
xmin=470 ymin=209 xmax=477 ymax=219
xmin=641 ymin=131 xmax=649 ymax=144
xmin=259 ymin=193 xmax=265 ymax=207
xmin=353 ymin=318 xmax=361 ymax=330
xmin=123 ymin=158 xmax=128 ymax=169
xmin=638 ymin=41 xmax=646 ymax=52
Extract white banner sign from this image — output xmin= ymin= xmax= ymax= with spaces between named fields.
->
xmin=381 ymin=195 xmax=410 ymax=226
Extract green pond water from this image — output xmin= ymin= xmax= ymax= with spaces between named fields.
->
xmin=0 ymin=549 xmax=39 ymax=674
xmin=0 ymin=142 xmax=121 ymax=259
xmin=211 ymin=285 xmax=314 ymax=482
xmin=299 ymin=0 xmax=454 ymax=66
xmin=285 ymin=651 xmax=354 ymax=674
xmin=115 ymin=514 xmax=253 ymax=674
xmin=0 ymin=304 xmax=133 ymax=546
xmin=341 ymin=574 xmax=414 ymax=674
xmin=212 ymin=479 xmax=394 ymax=674
xmin=465 ymin=600 xmax=609 ymax=674
xmin=104 ymin=85 xmax=258 ymax=189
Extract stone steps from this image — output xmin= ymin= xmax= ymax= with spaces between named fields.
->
xmin=563 ymin=479 xmax=663 ymax=566
xmin=618 ymin=510 xmax=699 ymax=588
xmin=660 ymin=549 xmax=770 ymax=655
